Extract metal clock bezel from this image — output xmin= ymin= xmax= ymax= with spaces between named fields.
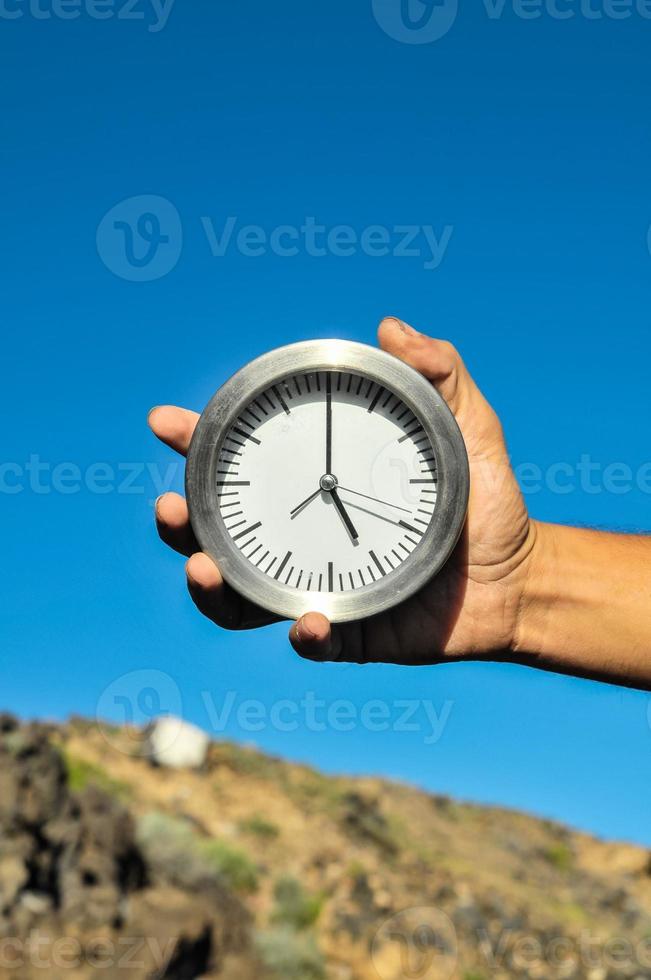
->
xmin=185 ymin=340 xmax=469 ymax=624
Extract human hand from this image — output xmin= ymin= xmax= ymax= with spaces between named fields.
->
xmin=149 ymin=317 xmax=536 ymax=666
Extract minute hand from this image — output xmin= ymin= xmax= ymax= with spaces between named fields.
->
xmin=325 ymin=373 xmax=332 ymax=472
xmin=330 ymin=488 xmax=359 ymax=540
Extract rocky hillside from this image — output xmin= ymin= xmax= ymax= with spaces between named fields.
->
xmin=0 ymin=714 xmax=650 ymax=980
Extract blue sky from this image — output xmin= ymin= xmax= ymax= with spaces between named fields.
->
xmin=2 ymin=0 xmax=651 ymax=844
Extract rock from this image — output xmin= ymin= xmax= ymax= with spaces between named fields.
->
xmin=0 ymin=724 xmax=67 ymax=831
xmin=0 ymin=854 xmax=28 ymax=910
xmin=125 ymin=887 xmax=214 ymax=977
xmin=57 ymin=785 xmax=145 ymax=927
xmin=18 ymin=890 xmax=53 ymax=915
xmin=0 ymin=719 xmax=267 ymax=978
xmin=0 ymin=713 xmax=18 ymax=733
xmin=122 ymin=884 xmax=256 ymax=980
xmin=340 ymin=792 xmax=399 ymax=856
xmin=144 ymin=716 xmax=210 ymax=770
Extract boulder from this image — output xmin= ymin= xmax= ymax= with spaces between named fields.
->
xmin=144 ymin=716 xmax=210 ymax=770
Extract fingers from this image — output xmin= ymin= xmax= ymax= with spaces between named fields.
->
xmin=185 ymin=552 xmax=244 ymax=629
xmin=150 ymin=409 xmax=278 ymax=631
xmin=155 ymin=495 xmax=278 ymax=630
xmin=185 ymin=551 xmax=234 ymax=624
xmin=148 ymin=405 xmax=200 ymax=456
xmin=155 ymin=492 xmax=198 ymax=556
xmin=186 ymin=551 xmax=280 ymax=631
xmin=155 ymin=491 xmax=222 ymax=603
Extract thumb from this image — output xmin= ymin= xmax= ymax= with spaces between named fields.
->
xmin=289 ymin=612 xmax=341 ymax=662
xmin=377 ymin=316 xmax=502 ymax=451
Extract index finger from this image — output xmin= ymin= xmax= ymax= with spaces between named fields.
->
xmin=148 ymin=405 xmax=200 ymax=456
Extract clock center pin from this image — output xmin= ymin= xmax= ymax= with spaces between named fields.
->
xmin=319 ymin=473 xmax=338 ymax=492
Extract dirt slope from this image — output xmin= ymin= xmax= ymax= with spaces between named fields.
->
xmin=0 ymin=715 xmax=650 ymax=980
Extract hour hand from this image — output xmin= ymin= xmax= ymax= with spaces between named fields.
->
xmin=330 ymin=488 xmax=359 ymax=541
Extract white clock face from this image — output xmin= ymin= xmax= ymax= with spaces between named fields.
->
xmin=215 ymin=370 xmax=437 ymax=594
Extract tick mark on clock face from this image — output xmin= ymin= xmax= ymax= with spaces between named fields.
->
xmin=217 ymin=370 xmax=438 ymax=594
xmin=399 ymin=520 xmax=424 ymax=537
xmin=232 ymin=426 xmax=261 ymax=445
xmin=232 ymin=521 xmax=262 ymax=541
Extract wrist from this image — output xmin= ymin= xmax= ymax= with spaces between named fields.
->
xmin=510 ymin=521 xmax=651 ymax=689
xmin=511 ymin=519 xmax=558 ymax=662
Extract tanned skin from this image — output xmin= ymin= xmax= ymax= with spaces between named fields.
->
xmin=149 ymin=317 xmax=651 ymax=691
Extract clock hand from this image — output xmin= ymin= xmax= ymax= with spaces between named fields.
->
xmin=337 ymin=485 xmax=412 ymax=514
xmin=290 ymin=487 xmax=322 ymax=517
xmin=342 ymin=498 xmax=424 ymax=537
xmin=330 ymin=488 xmax=359 ymax=540
xmin=325 ymin=373 xmax=332 ymax=473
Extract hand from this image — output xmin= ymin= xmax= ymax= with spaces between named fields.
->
xmin=329 ymin=487 xmax=359 ymax=541
xmin=149 ymin=316 xmax=535 ymax=663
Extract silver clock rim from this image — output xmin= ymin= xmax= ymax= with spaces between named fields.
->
xmin=185 ymin=340 xmax=469 ymax=624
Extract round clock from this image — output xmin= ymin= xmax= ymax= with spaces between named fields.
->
xmin=185 ymin=340 xmax=469 ymax=624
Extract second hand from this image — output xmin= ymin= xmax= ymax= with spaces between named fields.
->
xmin=337 ymin=485 xmax=412 ymax=514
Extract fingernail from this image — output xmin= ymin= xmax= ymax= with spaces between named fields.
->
xmin=295 ymin=615 xmax=317 ymax=643
xmin=381 ymin=316 xmax=401 ymax=330
xmin=185 ymin=554 xmax=201 ymax=588
xmin=147 ymin=406 xmax=160 ymax=426
xmin=383 ymin=316 xmax=416 ymax=335
xmin=154 ymin=494 xmax=164 ymax=517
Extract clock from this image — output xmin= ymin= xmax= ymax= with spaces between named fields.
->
xmin=185 ymin=340 xmax=469 ymax=624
